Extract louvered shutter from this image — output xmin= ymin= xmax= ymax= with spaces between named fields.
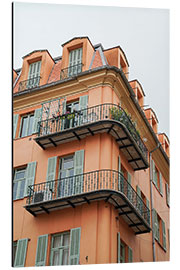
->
xmin=136 ymin=185 xmax=142 ymax=215
xmin=46 ymin=157 xmax=57 ymax=191
xmin=152 ymin=160 xmax=156 ymax=186
xmin=159 ymin=172 xmax=163 ymax=195
xmin=35 ymin=234 xmax=48 ymax=266
xmin=128 ymin=247 xmax=133 ymax=262
xmin=166 ymin=183 xmax=170 ymax=207
xmin=73 ymin=150 xmax=84 ymax=195
xmin=27 ymin=61 xmax=41 ymax=88
xmin=13 ymin=114 xmax=19 ymax=139
xmin=24 ymin=161 xmax=37 ymax=197
xmin=79 ymin=95 xmax=88 ymax=125
xmin=162 ymin=220 xmax=166 ymax=250
xmin=61 ymin=99 xmax=67 ymax=131
xmin=153 ymin=209 xmax=159 ymax=241
xmin=32 ymin=108 xmax=42 ymax=134
xmin=69 ymin=227 xmax=81 ymax=265
xmin=127 ymin=172 xmax=132 ymax=202
xmin=69 ymin=48 xmax=82 ymax=76
xmin=117 ymin=232 xmax=121 ymax=263
xmin=14 ymin=238 xmax=28 ymax=267
xmin=118 ymin=156 xmax=121 ymax=191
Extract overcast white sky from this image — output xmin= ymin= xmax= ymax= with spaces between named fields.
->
xmin=13 ymin=1 xmax=169 ymax=137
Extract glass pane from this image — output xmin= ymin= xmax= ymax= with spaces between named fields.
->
xmin=53 ymin=235 xmax=61 ymax=248
xmin=13 ymin=182 xmax=18 ymax=200
xmin=27 ymin=115 xmax=34 ymax=135
xmin=20 ymin=117 xmax=28 ymax=137
xmin=64 ymin=160 xmax=74 ymax=170
xmin=15 ymin=170 xmax=25 ymax=180
xmin=52 ymin=250 xmax=60 ymax=265
xmin=19 ymin=179 xmax=25 ymax=198
xmin=62 ymin=249 xmax=69 ymax=265
xmin=69 ymin=169 xmax=74 ymax=177
xmin=60 ymin=171 xmax=66 ymax=179
xmin=63 ymin=234 xmax=70 ymax=247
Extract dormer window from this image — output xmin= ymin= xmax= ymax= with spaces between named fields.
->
xmin=27 ymin=61 xmax=41 ymax=89
xmin=68 ymin=48 xmax=82 ymax=76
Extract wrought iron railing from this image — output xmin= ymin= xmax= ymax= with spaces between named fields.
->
xmin=60 ymin=63 xmax=83 ymax=80
xmin=18 ymin=76 xmax=41 ymax=92
xmin=37 ymin=103 xmax=148 ymax=159
xmin=26 ymin=169 xmax=150 ymax=225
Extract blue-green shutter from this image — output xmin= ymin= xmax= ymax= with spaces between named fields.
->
xmin=14 ymin=238 xmax=28 ymax=267
xmin=152 ymin=160 xmax=156 ymax=186
xmin=136 ymin=185 xmax=142 ymax=214
xmin=127 ymin=172 xmax=132 ymax=201
xmin=46 ymin=157 xmax=57 ymax=191
xmin=128 ymin=246 xmax=133 ymax=262
xmin=162 ymin=220 xmax=166 ymax=250
xmin=153 ymin=209 xmax=159 ymax=241
xmin=35 ymin=234 xmax=48 ymax=266
xmin=69 ymin=227 xmax=81 ymax=265
xmin=79 ymin=95 xmax=88 ymax=125
xmin=166 ymin=183 xmax=170 ymax=207
xmin=118 ymin=156 xmax=121 ymax=191
xmin=159 ymin=172 xmax=163 ymax=195
xmin=117 ymin=232 xmax=121 ymax=263
xmin=24 ymin=161 xmax=37 ymax=197
xmin=13 ymin=114 xmax=19 ymax=139
xmin=32 ymin=108 xmax=42 ymax=134
xmin=73 ymin=150 xmax=84 ymax=195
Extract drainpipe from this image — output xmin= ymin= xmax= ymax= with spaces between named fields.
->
xmin=149 ymin=142 xmax=161 ymax=262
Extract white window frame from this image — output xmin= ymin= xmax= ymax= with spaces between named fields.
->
xmin=19 ymin=113 xmax=34 ymax=138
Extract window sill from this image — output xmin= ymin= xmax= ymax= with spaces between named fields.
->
xmin=155 ymin=238 xmax=166 ymax=252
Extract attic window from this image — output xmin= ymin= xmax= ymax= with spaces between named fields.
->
xmin=27 ymin=61 xmax=41 ymax=88
xmin=68 ymin=48 xmax=82 ymax=76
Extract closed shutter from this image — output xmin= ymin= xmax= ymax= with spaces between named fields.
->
xmin=28 ymin=61 xmax=41 ymax=88
xmin=14 ymin=238 xmax=28 ymax=267
xmin=69 ymin=227 xmax=81 ymax=265
xmin=69 ymin=48 xmax=82 ymax=76
xmin=32 ymin=108 xmax=42 ymax=134
xmin=46 ymin=157 xmax=57 ymax=191
xmin=73 ymin=150 xmax=84 ymax=195
xmin=13 ymin=114 xmax=19 ymax=139
xmin=136 ymin=185 xmax=142 ymax=214
xmin=128 ymin=247 xmax=133 ymax=262
xmin=117 ymin=232 xmax=121 ymax=263
xmin=162 ymin=220 xmax=166 ymax=250
xmin=127 ymin=172 xmax=132 ymax=202
xmin=159 ymin=172 xmax=163 ymax=195
xmin=35 ymin=234 xmax=48 ymax=266
xmin=24 ymin=161 xmax=37 ymax=197
xmin=118 ymin=156 xmax=121 ymax=191
xmin=79 ymin=95 xmax=88 ymax=125
xmin=166 ymin=183 xmax=170 ymax=207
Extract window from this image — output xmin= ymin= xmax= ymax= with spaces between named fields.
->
xmin=64 ymin=101 xmax=79 ymax=128
xmin=13 ymin=238 xmax=28 ymax=267
xmin=69 ymin=48 xmax=82 ymax=76
xmin=13 ymin=241 xmax=17 ymax=266
xmin=117 ymin=233 xmax=133 ymax=263
xmin=153 ymin=209 xmax=166 ymax=251
xmin=13 ymin=167 xmax=26 ymax=200
xmin=19 ymin=113 xmax=34 ymax=137
xmin=58 ymin=155 xmax=74 ymax=197
xmin=27 ymin=61 xmax=41 ymax=88
xmin=152 ymin=160 xmax=163 ymax=195
xmin=50 ymin=232 xmax=70 ymax=266
xmin=13 ymin=162 xmax=37 ymax=200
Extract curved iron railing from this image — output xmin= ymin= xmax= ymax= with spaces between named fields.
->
xmin=18 ymin=76 xmax=41 ymax=92
xmin=60 ymin=63 xmax=83 ymax=80
xmin=37 ymin=103 xmax=148 ymax=159
xmin=26 ymin=169 xmax=150 ymax=225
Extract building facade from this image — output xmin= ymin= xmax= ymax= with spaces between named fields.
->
xmin=13 ymin=37 xmax=170 ymax=267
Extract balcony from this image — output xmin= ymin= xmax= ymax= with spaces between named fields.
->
xmin=35 ymin=104 xmax=148 ymax=171
xmin=25 ymin=169 xmax=151 ymax=234
xmin=60 ymin=63 xmax=83 ymax=80
xmin=18 ymin=76 xmax=40 ymax=92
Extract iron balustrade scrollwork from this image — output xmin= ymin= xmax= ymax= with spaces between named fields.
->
xmin=37 ymin=103 xmax=148 ymax=159
xmin=26 ymin=169 xmax=150 ymax=225
xmin=60 ymin=63 xmax=83 ymax=80
xmin=18 ymin=76 xmax=41 ymax=92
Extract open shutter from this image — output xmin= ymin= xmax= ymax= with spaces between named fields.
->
xmin=128 ymin=247 xmax=133 ymax=262
xmin=152 ymin=160 xmax=156 ymax=186
xmin=162 ymin=220 xmax=166 ymax=250
xmin=32 ymin=108 xmax=42 ymax=134
xmin=136 ymin=185 xmax=142 ymax=214
xmin=127 ymin=172 xmax=132 ymax=202
xmin=166 ymin=183 xmax=170 ymax=207
xmin=13 ymin=114 xmax=19 ymax=139
xmin=159 ymin=172 xmax=163 ymax=195
xmin=79 ymin=95 xmax=88 ymax=125
xmin=117 ymin=232 xmax=121 ymax=263
xmin=153 ymin=209 xmax=159 ymax=241
xmin=35 ymin=234 xmax=48 ymax=266
xmin=69 ymin=227 xmax=81 ymax=265
xmin=118 ymin=156 xmax=122 ymax=191
xmin=24 ymin=161 xmax=37 ymax=197
xmin=74 ymin=150 xmax=84 ymax=195
xmin=14 ymin=238 xmax=28 ymax=267
xmin=46 ymin=157 xmax=57 ymax=191
xmin=61 ymin=99 xmax=67 ymax=131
